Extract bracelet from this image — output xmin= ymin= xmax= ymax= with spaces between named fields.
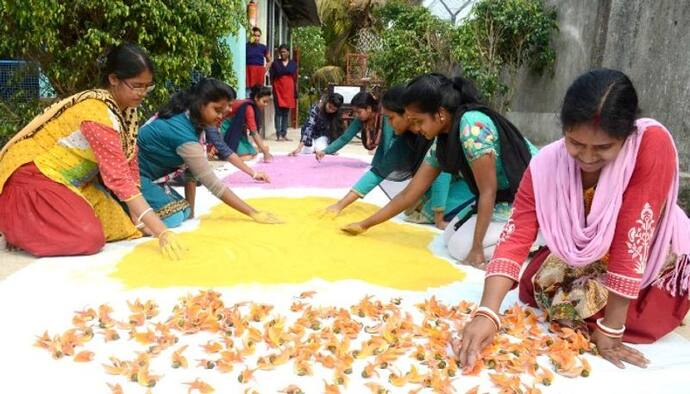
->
xmin=135 ymin=222 xmax=146 ymax=230
xmin=597 ymin=329 xmax=624 ymax=339
xmin=136 ymin=207 xmax=154 ymax=224
xmin=474 ymin=311 xmax=500 ymax=332
xmin=473 ymin=306 xmax=501 ymax=331
xmin=596 ymin=318 xmax=625 ymax=337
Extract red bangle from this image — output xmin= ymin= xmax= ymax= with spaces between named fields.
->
xmin=474 ymin=312 xmax=500 ymax=331
xmin=472 ymin=307 xmax=501 ymax=331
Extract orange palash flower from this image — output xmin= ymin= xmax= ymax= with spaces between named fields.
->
xmin=220 ymin=349 xmax=244 ymax=363
xmin=216 ymin=359 xmax=234 ymax=373
xmin=298 ymin=290 xmax=317 ymax=299
xmin=365 ymin=382 xmax=389 ymax=394
xmin=136 ymin=366 xmax=161 ymax=388
xmin=201 ymin=341 xmax=223 ymax=353
xmin=323 ymin=380 xmax=341 ymax=394
xmin=361 ymin=362 xmax=380 ymax=379
xmin=580 ymin=357 xmax=592 ymax=377
xmin=465 ymin=385 xmax=480 ymax=394
xmin=184 ymin=378 xmax=215 ymax=394
xmin=388 ymin=367 xmax=409 ymax=387
xmin=489 ymin=373 xmax=522 ymax=392
xmin=294 ymin=358 xmax=313 ymax=376
xmin=100 ymin=329 xmax=120 ymax=342
xmin=535 ymin=365 xmax=554 ymax=386
xmin=106 ymin=383 xmax=123 ymax=394
xmin=34 ymin=331 xmax=52 ymax=350
xmin=237 ymin=367 xmax=256 ymax=384
xmin=128 ymin=312 xmax=146 ymax=327
xmin=102 ymin=357 xmax=129 ymax=376
xmin=316 ymin=353 xmax=337 ymax=369
xmin=98 ymin=304 xmax=116 ymax=328
xmin=279 ymin=384 xmax=305 ymax=394
xmin=333 ymin=366 xmax=349 ymax=387
xmin=131 ymin=328 xmax=156 ymax=345
xmin=291 ymin=301 xmax=306 ymax=312
xmin=38 ymin=292 xmax=597 ymax=393
xmin=171 ymin=345 xmax=189 ymax=368
xmin=196 ymin=359 xmax=216 ymax=369
xmin=73 ymin=350 xmax=94 ymax=362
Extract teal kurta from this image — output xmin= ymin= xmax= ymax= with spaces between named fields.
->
xmin=137 ymin=112 xmax=195 ymax=227
xmin=138 ymin=113 xmax=198 ymax=179
xmin=219 ymin=118 xmax=257 ymax=156
xmin=342 ymin=117 xmax=475 ymax=223
xmin=351 ymin=168 xmax=472 ymax=222
xmin=424 ymin=110 xmax=538 ymax=221
xmin=323 ymin=116 xmax=395 ymax=169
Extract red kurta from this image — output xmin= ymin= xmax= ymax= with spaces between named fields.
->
xmin=227 ymin=99 xmax=258 ymax=132
xmin=486 ymin=126 xmax=690 ymax=343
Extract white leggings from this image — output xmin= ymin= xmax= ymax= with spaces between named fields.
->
xmin=444 ymin=214 xmax=546 ymax=263
xmin=443 ymin=214 xmax=506 ymax=262
xmin=301 ymin=136 xmax=329 ymax=154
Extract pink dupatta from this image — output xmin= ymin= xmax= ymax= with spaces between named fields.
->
xmin=530 ymin=118 xmax=690 ymax=294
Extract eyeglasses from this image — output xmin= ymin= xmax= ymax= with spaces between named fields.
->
xmin=121 ymin=79 xmax=155 ymax=95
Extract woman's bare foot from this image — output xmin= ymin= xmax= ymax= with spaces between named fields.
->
xmin=1 ymin=236 xmax=20 ymax=252
xmin=239 ymin=154 xmax=257 ymax=161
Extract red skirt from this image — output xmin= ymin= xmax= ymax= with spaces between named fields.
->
xmin=246 ymin=65 xmax=266 ymax=88
xmin=519 ymin=247 xmax=690 ymax=344
xmin=273 ymin=74 xmax=296 ymax=109
xmin=0 ymin=163 xmax=105 ymax=257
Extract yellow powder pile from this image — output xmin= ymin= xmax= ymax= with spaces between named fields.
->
xmin=112 ymin=197 xmax=464 ymax=290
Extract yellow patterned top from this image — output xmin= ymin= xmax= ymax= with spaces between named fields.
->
xmin=0 ymin=90 xmax=141 ymax=242
xmin=1 ymin=99 xmax=116 ymax=193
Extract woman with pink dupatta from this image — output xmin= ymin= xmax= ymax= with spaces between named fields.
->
xmin=457 ymin=69 xmax=690 ymax=369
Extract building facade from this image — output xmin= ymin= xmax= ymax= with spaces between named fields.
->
xmin=226 ymin=0 xmax=319 ymax=136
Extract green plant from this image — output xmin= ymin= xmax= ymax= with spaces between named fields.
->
xmin=0 ymin=98 xmax=45 ymax=147
xmin=369 ymin=1 xmax=455 ymax=86
xmin=680 ymin=179 xmax=690 ymax=216
xmin=293 ymin=26 xmax=327 ymax=123
xmin=453 ymin=0 xmax=558 ymax=110
xmin=293 ymin=27 xmax=326 ymax=96
xmin=0 ymin=0 xmax=245 ymax=144
xmin=311 ymin=66 xmax=345 ymax=91
xmin=317 ymin=0 xmax=384 ymax=67
xmin=366 ymin=0 xmax=557 ymax=111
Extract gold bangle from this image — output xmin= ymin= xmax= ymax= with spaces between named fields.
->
xmin=136 ymin=207 xmax=153 ymax=223
xmin=123 ymin=192 xmax=143 ymax=202
xmin=157 ymin=229 xmax=173 ymax=239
